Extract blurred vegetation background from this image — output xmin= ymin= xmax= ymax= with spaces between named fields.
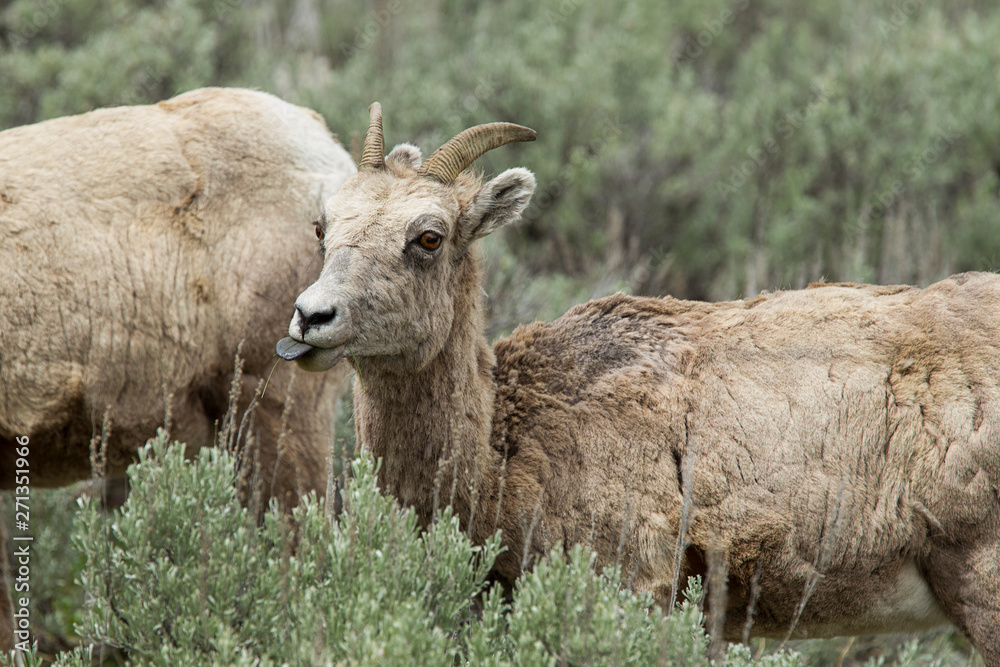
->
xmin=3 ymin=0 xmax=999 ymax=315
xmin=2 ymin=0 xmax=996 ymax=663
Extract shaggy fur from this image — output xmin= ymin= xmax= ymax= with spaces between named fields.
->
xmin=288 ymin=128 xmax=999 ymax=662
xmin=0 ymin=88 xmax=354 ymax=653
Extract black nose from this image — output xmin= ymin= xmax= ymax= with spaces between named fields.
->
xmin=298 ymin=306 xmax=336 ymax=333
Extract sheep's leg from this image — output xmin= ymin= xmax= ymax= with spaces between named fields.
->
xmin=925 ymin=540 xmax=1000 ymax=666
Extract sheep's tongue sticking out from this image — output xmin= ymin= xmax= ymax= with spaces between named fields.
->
xmin=276 ymin=336 xmax=315 ymax=361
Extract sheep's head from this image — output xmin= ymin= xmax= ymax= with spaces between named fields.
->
xmin=277 ymin=103 xmax=536 ymax=372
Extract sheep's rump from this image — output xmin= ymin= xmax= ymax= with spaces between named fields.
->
xmin=495 ymin=273 xmax=1000 ymax=639
xmin=677 ymin=274 xmax=999 ymax=635
xmin=0 ymin=88 xmax=354 ymax=487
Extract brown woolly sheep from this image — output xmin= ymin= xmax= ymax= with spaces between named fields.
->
xmin=279 ymin=104 xmax=999 ymax=663
xmin=0 ymin=88 xmax=353 ymax=654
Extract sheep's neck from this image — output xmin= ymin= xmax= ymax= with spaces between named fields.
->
xmin=354 ymin=256 xmax=500 ymax=543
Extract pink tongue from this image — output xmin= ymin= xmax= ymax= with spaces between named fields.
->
xmin=275 ymin=337 xmax=315 ymax=360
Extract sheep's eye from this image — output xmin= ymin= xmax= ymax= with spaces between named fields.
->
xmin=314 ymin=222 xmax=324 ymax=242
xmin=419 ymin=232 xmax=442 ymax=251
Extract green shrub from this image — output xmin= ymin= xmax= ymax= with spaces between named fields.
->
xmin=4 ymin=433 xmax=805 ymax=666
xmin=4 ymin=433 xmax=982 ymax=665
xmin=58 ymin=432 xmax=500 ymax=665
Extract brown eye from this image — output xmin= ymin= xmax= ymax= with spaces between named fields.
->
xmin=314 ymin=222 xmax=324 ymax=241
xmin=419 ymin=232 xmax=442 ymax=250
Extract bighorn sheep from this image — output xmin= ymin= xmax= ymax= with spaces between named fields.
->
xmin=279 ymin=104 xmax=999 ymax=662
xmin=0 ymin=88 xmax=354 ymax=654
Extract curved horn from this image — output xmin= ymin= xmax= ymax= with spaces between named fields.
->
xmin=358 ymin=102 xmax=385 ymax=171
xmin=418 ymin=122 xmax=536 ymax=183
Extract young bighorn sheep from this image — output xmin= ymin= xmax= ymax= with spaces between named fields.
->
xmin=279 ymin=104 xmax=999 ymax=661
xmin=0 ymin=88 xmax=353 ymax=654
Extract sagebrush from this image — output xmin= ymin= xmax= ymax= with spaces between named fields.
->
xmin=5 ymin=434 xmax=800 ymax=666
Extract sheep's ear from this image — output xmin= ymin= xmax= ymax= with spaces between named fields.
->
xmin=460 ymin=168 xmax=536 ymax=242
xmin=386 ymin=143 xmax=422 ymax=169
